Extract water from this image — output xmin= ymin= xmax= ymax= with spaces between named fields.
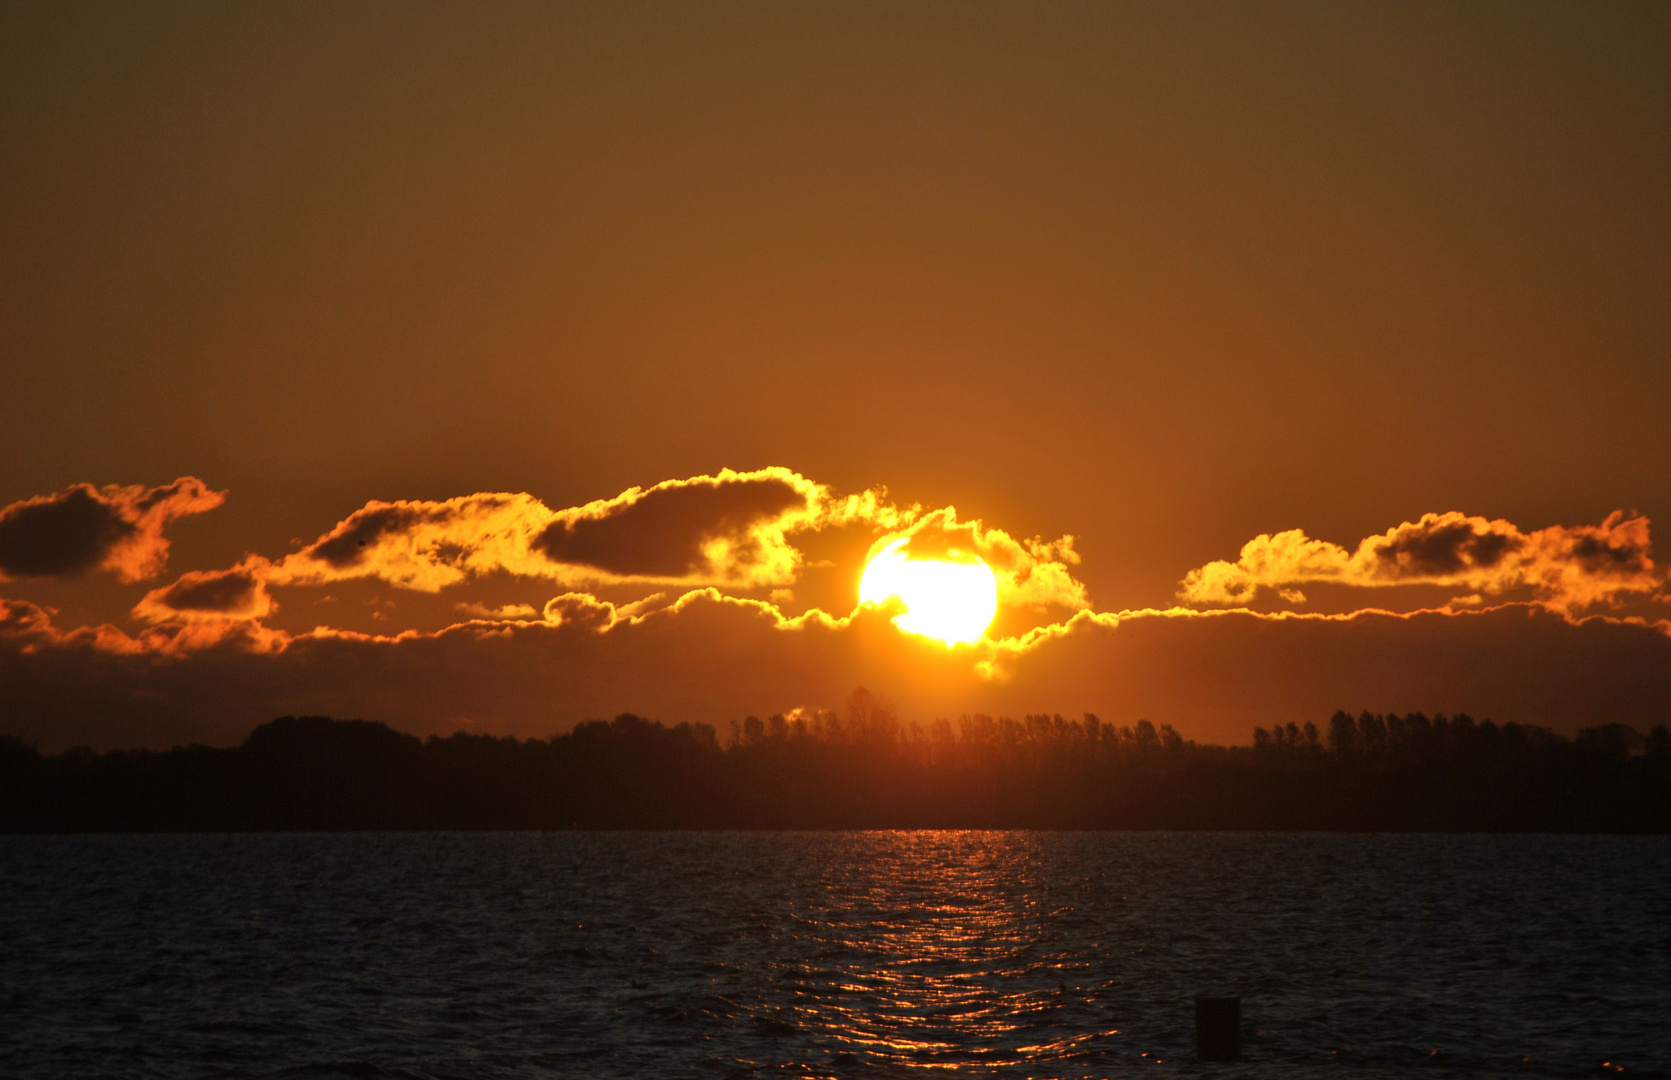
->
xmin=1 ymin=832 xmax=1667 ymax=1079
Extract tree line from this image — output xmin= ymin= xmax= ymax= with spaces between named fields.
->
xmin=1 ymin=692 xmax=1666 ymax=831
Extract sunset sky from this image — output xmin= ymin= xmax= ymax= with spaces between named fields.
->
xmin=3 ymin=2 xmax=1668 ymax=749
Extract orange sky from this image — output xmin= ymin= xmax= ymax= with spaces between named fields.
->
xmin=2 ymin=3 xmax=1668 ymax=748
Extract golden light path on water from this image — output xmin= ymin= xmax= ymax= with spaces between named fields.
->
xmin=730 ymin=832 xmax=1129 ymax=1073
xmin=857 ymin=538 xmax=999 ymax=645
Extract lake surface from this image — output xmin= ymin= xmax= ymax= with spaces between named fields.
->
xmin=1 ymin=832 xmax=1667 ymax=1078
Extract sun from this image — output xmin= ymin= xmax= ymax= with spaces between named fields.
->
xmin=858 ymin=537 xmax=999 ymax=646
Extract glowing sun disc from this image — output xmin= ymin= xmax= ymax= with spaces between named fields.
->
xmin=858 ymin=537 xmax=998 ymax=645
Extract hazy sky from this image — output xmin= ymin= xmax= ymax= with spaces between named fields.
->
xmin=3 ymin=2 xmax=1668 ymax=748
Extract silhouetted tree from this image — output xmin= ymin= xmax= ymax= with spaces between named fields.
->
xmin=1 ymin=706 xmax=1666 ymax=833
xmin=1328 ymin=710 xmax=1358 ymax=754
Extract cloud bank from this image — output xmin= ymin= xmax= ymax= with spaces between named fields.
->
xmin=3 ymin=589 xmax=1668 ymax=752
xmin=1 ymin=469 xmax=1666 ymax=750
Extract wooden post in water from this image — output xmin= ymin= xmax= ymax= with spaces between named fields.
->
xmin=1195 ymin=996 xmax=1241 ymax=1061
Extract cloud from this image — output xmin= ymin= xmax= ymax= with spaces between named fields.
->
xmin=0 ymin=595 xmax=153 ymax=655
xmin=0 ymin=596 xmax=56 ymax=636
xmin=270 ymin=492 xmax=556 ymax=591
xmin=867 ymin=507 xmax=1090 ymax=612
xmin=454 ymin=602 xmax=539 ymax=621
xmin=6 ymin=470 xmax=1667 ymax=753
xmin=3 ymin=585 xmax=286 ymax=659
xmin=532 ymin=468 xmax=823 ymax=584
xmin=0 ymin=478 xmax=225 ymax=582
xmin=267 ymin=468 xmax=833 ymax=593
xmin=241 ymin=468 xmax=1090 ymax=631
xmin=1179 ymin=511 xmax=1661 ymax=612
xmin=133 ymin=558 xmax=275 ymax=623
xmin=3 ymin=583 xmax=1668 ymax=751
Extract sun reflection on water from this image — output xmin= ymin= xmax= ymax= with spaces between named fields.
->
xmin=727 ymin=832 xmax=1129 ymax=1074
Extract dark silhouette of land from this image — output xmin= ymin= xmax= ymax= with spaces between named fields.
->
xmin=3 ymin=693 xmax=1666 ymax=832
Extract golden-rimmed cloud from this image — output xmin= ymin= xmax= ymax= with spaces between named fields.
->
xmin=144 ymin=469 xmax=1091 ymax=639
xmin=5 ymin=472 xmax=1669 ymax=751
xmin=1179 ymin=511 xmax=1661 ymax=612
xmin=4 ymin=584 xmax=1669 ymax=751
xmin=133 ymin=558 xmax=275 ymax=623
xmin=0 ymin=478 xmax=224 ymax=583
xmin=865 ymin=507 xmax=1089 ymax=613
xmin=270 ymin=492 xmax=556 ymax=591
xmin=266 ymin=468 xmax=832 ymax=593
xmin=532 ymin=469 xmax=825 ymax=585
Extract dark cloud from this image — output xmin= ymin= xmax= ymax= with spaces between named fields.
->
xmin=3 ymin=583 xmax=1667 ymax=751
xmin=0 ymin=478 xmax=225 ymax=582
xmin=4 ymin=475 xmax=1664 ymax=755
xmin=163 ymin=573 xmax=257 ymax=613
xmin=1568 ymin=525 xmax=1653 ymax=574
xmin=1002 ymin=605 xmax=1671 ymax=743
xmin=133 ymin=560 xmax=274 ymax=623
xmin=1367 ymin=518 xmax=1524 ymax=576
xmin=273 ymin=493 xmax=549 ymax=591
xmin=0 ymin=487 xmax=134 ymax=577
xmin=534 ymin=473 xmax=811 ymax=578
xmin=307 ymin=505 xmax=440 ymax=569
xmin=267 ymin=470 xmax=841 ymax=592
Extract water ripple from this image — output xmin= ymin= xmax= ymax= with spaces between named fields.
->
xmin=1 ymin=832 xmax=1667 ymax=1078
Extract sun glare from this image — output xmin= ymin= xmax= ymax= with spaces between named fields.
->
xmin=858 ymin=537 xmax=999 ymax=646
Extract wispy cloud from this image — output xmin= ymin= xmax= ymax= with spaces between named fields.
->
xmin=454 ymin=602 xmax=540 ymax=621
